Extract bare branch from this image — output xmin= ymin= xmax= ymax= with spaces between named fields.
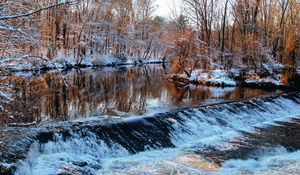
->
xmin=0 ymin=0 xmax=80 ymax=21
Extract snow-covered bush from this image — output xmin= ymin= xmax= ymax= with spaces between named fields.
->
xmin=188 ymin=69 xmax=236 ymax=87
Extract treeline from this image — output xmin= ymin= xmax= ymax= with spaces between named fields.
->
xmin=0 ymin=0 xmax=299 ymax=70
xmin=0 ymin=0 xmax=166 ymax=64
xmin=171 ymin=0 xmax=300 ymax=74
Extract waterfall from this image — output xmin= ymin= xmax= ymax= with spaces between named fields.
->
xmin=6 ymin=93 xmax=300 ymax=174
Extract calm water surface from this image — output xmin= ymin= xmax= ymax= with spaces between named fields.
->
xmin=1 ymin=65 xmax=283 ymax=126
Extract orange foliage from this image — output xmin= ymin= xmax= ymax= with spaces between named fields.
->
xmin=281 ymin=66 xmax=296 ymax=85
xmin=168 ymin=28 xmax=208 ymax=76
xmin=281 ymin=74 xmax=290 ymax=85
xmin=172 ymin=61 xmax=182 ymax=74
xmin=284 ymin=32 xmax=297 ymax=65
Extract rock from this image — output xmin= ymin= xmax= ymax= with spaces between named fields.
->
xmin=170 ymin=75 xmax=189 ymax=85
xmin=73 ymin=161 xmax=88 ymax=167
xmin=0 ymin=163 xmax=16 ymax=175
xmin=106 ymin=108 xmax=118 ymax=116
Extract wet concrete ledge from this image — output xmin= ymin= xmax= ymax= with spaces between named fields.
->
xmin=0 ymin=92 xmax=299 ymax=174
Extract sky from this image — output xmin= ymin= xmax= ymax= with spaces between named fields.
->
xmin=154 ymin=0 xmax=182 ymax=17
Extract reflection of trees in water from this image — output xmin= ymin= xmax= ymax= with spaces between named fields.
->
xmin=0 ymin=66 xmax=169 ymax=125
xmin=0 ymin=66 xmax=277 ymax=126
xmin=165 ymin=83 xmax=272 ymax=106
xmin=0 ymin=76 xmax=46 ymax=125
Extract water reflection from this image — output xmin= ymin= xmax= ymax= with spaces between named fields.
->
xmin=0 ymin=65 xmax=283 ymax=126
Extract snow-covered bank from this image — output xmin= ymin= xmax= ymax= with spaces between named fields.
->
xmin=168 ymin=65 xmax=299 ymax=89
xmin=0 ymin=56 xmax=166 ymax=73
xmin=168 ymin=69 xmax=237 ymax=87
xmin=189 ymin=69 xmax=237 ymax=86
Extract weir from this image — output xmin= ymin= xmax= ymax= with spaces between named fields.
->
xmin=1 ymin=92 xmax=300 ymax=174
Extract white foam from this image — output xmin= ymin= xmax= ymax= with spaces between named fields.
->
xmin=15 ymin=134 xmax=128 ymax=175
xmin=15 ymin=94 xmax=300 ymax=174
xmin=220 ymin=147 xmax=300 ymax=175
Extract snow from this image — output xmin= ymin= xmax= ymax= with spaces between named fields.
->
xmin=0 ymin=89 xmax=12 ymax=110
xmin=245 ymin=78 xmax=282 ymax=87
xmin=142 ymin=59 xmax=165 ymax=64
xmin=297 ymin=68 xmax=300 ymax=75
xmin=0 ymin=26 xmax=27 ymax=34
xmin=0 ymin=91 xmax=11 ymax=100
xmin=262 ymin=63 xmax=273 ymax=74
xmin=174 ymin=66 xmax=287 ymax=88
xmin=97 ymin=56 xmax=119 ymax=65
xmin=189 ymin=69 xmax=237 ymax=87
xmin=229 ymin=68 xmax=240 ymax=78
xmin=263 ymin=77 xmax=282 ymax=86
xmin=244 ymin=70 xmax=283 ymax=87
xmin=126 ymin=59 xmax=135 ymax=64
xmin=0 ymin=54 xmax=165 ymax=72
xmin=272 ymin=63 xmax=285 ymax=72
xmin=209 ymin=70 xmax=237 ymax=86
xmin=80 ymin=60 xmax=93 ymax=67
xmin=0 ymin=55 xmax=29 ymax=64
xmin=188 ymin=70 xmax=200 ymax=82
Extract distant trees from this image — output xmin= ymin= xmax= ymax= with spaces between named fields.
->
xmin=182 ymin=0 xmax=215 ymax=55
xmin=167 ymin=0 xmax=299 ymax=74
xmin=0 ymin=0 xmax=78 ymax=61
xmin=232 ymin=0 xmax=300 ymax=67
xmin=134 ymin=0 xmax=162 ymax=59
xmin=0 ymin=0 xmax=166 ymax=63
xmin=0 ymin=0 xmax=299 ymax=71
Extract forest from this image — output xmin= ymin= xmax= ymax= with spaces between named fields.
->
xmin=0 ymin=0 xmax=298 ymax=69
xmin=1 ymin=0 xmax=300 ymax=175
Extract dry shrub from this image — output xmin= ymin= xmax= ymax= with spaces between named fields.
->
xmin=284 ymin=33 xmax=297 ymax=65
xmin=171 ymin=59 xmax=182 ymax=74
xmin=169 ymin=28 xmax=206 ymax=76
xmin=281 ymin=66 xmax=296 ymax=85
xmin=281 ymin=74 xmax=290 ymax=85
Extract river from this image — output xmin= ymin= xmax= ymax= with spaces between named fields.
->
xmin=0 ymin=65 xmax=283 ymax=126
xmin=1 ymin=65 xmax=300 ymax=175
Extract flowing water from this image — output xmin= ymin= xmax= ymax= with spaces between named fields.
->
xmin=11 ymin=93 xmax=300 ymax=175
xmin=1 ymin=65 xmax=300 ymax=175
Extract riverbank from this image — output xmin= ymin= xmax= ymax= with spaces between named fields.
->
xmin=0 ymin=57 xmax=166 ymax=74
xmin=167 ymin=65 xmax=300 ymax=90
